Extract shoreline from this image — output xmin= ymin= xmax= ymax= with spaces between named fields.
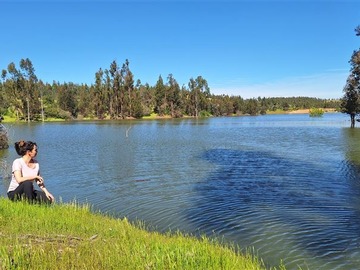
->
xmin=268 ymin=108 xmax=338 ymax=115
xmin=0 ymin=108 xmax=339 ymax=123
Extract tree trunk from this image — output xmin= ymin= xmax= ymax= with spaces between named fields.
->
xmin=351 ymin=113 xmax=355 ymax=128
xmin=26 ymin=97 xmax=30 ymax=122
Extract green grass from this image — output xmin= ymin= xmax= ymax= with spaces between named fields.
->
xmin=1 ymin=115 xmax=18 ymax=122
xmin=0 ymin=198 xmax=286 ymax=270
xmin=142 ymin=113 xmax=172 ymax=119
xmin=1 ymin=116 xmax=66 ymax=123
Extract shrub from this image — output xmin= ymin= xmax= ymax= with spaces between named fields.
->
xmin=309 ymin=107 xmax=324 ymax=117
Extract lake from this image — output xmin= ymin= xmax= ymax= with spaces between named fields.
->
xmin=1 ymin=113 xmax=359 ymax=269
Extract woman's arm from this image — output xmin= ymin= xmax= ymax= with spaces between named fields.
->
xmin=36 ymin=177 xmax=55 ymax=202
xmin=13 ymin=170 xmax=43 ymax=183
xmin=39 ymin=185 xmax=55 ymax=202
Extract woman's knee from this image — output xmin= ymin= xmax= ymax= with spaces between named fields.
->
xmin=7 ymin=191 xmax=15 ymax=201
xmin=22 ymin=181 xmax=33 ymax=189
xmin=19 ymin=181 xmax=35 ymax=201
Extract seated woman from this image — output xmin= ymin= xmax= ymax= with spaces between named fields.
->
xmin=7 ymin=140 xmax=54 ymax=204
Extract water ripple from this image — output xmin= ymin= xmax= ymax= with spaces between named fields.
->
xmin=1 ymin=114 xmax=359 ymax=270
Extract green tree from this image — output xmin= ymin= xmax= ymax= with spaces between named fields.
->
xmin=259 ymin=97 xmax=267 ymax=115
xmin=77 ymin=84 xmax=92 ymax=118
xmin=1 ymin=59 xmax=41 ymax=121
xmin=0 ymin=70 xmax=11 ymax=115
xmin=138 ymin=82 xmax=154 ymax=116
xmin=58 ymin=82 xmax=77 ymax=119
xmin=188 ymin=76 xmax=210 ymax=117
xmin=167 ymin=74 xmax=182 ymax=118
xmin=122 ymin=59 xmax=135 ymax=118
xmin=154 ymin=75 xmax=167 ymax=116
xmin=132 ymin=79 xmax=144 ymax=118
xmin=19 ymin=58 xmax=39 ymax=122
xmin=245 ymin=98 xmax=259 ymax=116
xmin=44 ymin=81 xmax=64 ymax=119
xmin=109 ymin=60 xmax=121 ymax=118
xmin=94 ymin=68 xmax=108 ymax=119
xmin=341 ymin=74 xmax=359 ymax=127
xmin=341 ymin=25 xmax=360 ymax=127
xmin=4 ymin=62 xmax=25 ymax=120
xmin=232 ymin=96 xmax=245 ymax=115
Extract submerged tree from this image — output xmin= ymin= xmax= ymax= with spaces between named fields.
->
xmin=341 ymin=25 xmax=360 ymax=127
xmin=341 ymin=74 xmax=359 ymax=127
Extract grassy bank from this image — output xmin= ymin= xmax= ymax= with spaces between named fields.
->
xmin=0 ymin=198 xmax=285 ymax=269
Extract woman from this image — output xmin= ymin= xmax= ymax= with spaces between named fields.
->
xmin=7 ymin=140 xmax=54 ymax=203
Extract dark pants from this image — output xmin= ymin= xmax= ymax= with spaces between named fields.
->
xmin=7 ymin=181 xmax=52 ymax=204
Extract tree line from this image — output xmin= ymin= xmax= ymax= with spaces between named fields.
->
xmin=0 ymin=58 xmax=340 ymax=122
xmin=341 ymin=25 xmax=360 ymax=127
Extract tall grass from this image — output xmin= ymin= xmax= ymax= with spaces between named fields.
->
xmin=0 ymin=198 xmax=286 ymax=269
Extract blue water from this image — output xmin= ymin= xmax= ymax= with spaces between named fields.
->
xmin=1 ymin=113 xmax=359 ymax=269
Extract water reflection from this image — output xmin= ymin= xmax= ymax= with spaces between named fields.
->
xmin=343 ymin=128 xmax=360 ymax=167
xmin=187 ymin=148 xmax=360 ymax=269
xmin=342 ymin=127 xmax=360 ymax=222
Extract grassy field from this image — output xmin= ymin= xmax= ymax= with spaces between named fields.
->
xmin=0 ymin=198 xmax=286 ymax=269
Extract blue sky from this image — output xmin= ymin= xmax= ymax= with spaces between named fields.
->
xmin=1 ymin=1 xmax=359 ymax=99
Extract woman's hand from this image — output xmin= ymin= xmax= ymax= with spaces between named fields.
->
xmin=36 ymin=176 xmax=44 ymax=184
xmin=45 ymin=190 xmax=55 ymax=202
xmin=36 ymin=176 xmax=54 ymax=202
xmin=36 ymin=176 xmax=45 ymax=188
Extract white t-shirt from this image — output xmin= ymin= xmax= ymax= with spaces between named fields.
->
xmin=7 ymin=158 xmax=40 ymax=192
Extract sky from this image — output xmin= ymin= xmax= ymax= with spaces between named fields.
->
xmin=0 ymin=0 xmax=359 ymax=99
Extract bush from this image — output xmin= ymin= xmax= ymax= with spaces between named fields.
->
xmin=309 ymin=107 xmax=324 ymax=117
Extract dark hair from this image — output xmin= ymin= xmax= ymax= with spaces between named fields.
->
xmin=14 ymin=140 xmax=37 ymax=156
